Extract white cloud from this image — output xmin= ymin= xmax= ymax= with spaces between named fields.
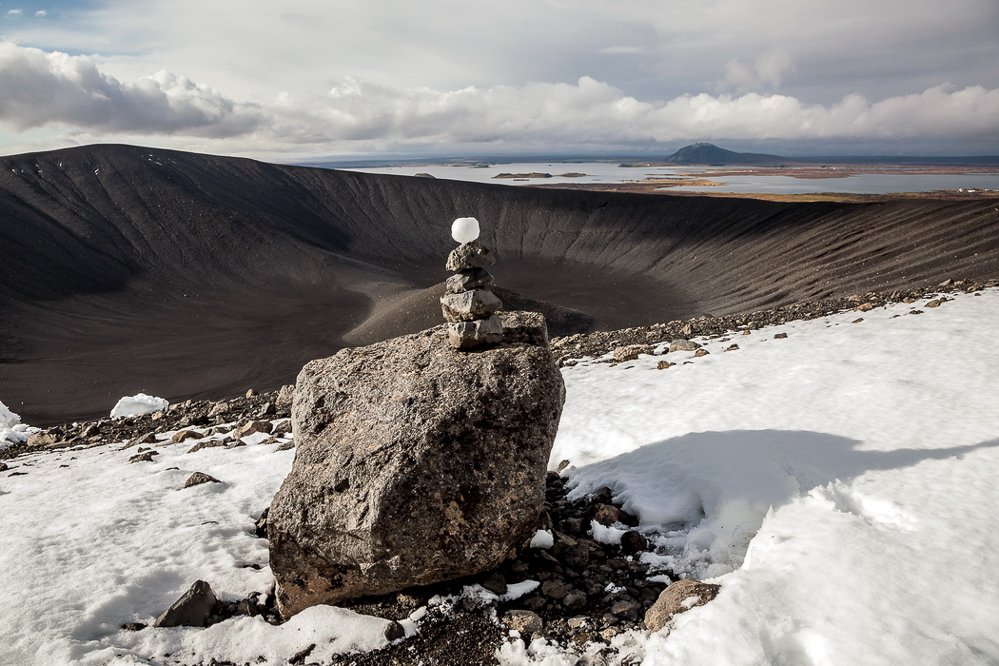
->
xmin=599 ymin=46 xmax=645 ymax=55
xmin=2 ymin=41 xmax=996 ymax=158
xmin=0 ymin=42 xmax=264 ymax=137
xmin=6 ymin=9 xmax=24 ymax=17
xmin=35 ymin=10 xmax=48 ymax=17
xmin=721 ymin=50 xmax=796 ymax=92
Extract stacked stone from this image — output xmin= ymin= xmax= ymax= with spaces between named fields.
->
xmin=442 ymin=218 xmax=504 ymax=349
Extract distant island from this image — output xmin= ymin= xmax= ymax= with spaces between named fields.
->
xmin=662 ymin=142 xmax=793 ymax=166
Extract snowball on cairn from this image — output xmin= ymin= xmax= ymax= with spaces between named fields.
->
xmin=451 ymin=217 xmax=480 ymax=243
xmin=443 ymin=217 xmax=503 ymax=348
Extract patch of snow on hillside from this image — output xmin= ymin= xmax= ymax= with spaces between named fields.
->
xmin=0 ymin=399 xmax=32 ymax=449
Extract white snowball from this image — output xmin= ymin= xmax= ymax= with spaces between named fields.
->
xmin=111 ymin=393 xmax=169 ymax=419
xmin=451 ymin=217 xmax=480 ymax=243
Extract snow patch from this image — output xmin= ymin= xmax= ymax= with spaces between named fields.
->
xmin=110 ymin=393 xmax=169 ymax=419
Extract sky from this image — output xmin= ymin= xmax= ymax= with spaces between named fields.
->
xmin=0 ymin=0 xmax=997 ymax=160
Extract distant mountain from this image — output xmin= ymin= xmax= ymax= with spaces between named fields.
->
xmin=665 ymin=143 xmax=793 ymax=165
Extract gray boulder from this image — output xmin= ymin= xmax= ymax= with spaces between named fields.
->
xmin=267 ymin=311 xmax=565 ymax=618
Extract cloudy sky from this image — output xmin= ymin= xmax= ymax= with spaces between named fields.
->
xmin=0 ymin=0 xmax=997 ymax=159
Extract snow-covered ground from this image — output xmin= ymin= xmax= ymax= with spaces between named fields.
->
xmin=1 ymin=289 xmax=997 ymax=665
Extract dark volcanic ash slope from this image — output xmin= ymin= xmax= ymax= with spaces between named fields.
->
xmin=2 ymin=144 xmax=998 ymax=424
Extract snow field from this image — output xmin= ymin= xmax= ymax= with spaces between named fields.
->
xmin=551 ymin=290 xmax=999 ymax=665
xmin=0 ymin=288 xmax=996 ymax=665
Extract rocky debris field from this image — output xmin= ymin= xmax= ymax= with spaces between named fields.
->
xmin=309 ymin=470 xmax=678 ymax=666
xmin=550 ymin=278 xmax=999 ymax=366
xmin=0 ymin=386 xmax=294 ymax=462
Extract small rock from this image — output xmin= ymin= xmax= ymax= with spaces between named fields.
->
xmin=541 ymin=579 xmax=567 ymax=600
xmin=0 ymin=462 xmax=7 ymax=472
xmin=724 ymin=344 xmax=739 ymax=351
xmin=481 ymin=572 xmax=508 ymax=596
xmin=926 ymin=299 xmax=942 ymax=308
xmin=234 ymin=420 xmax=272 ymax=438
xmin=276 ymin=384 xmax=295 ymax=409
xmin=610 ymin=599 xmax=641 ymax=620
xmin=446 ymin=241 xmax=496 ymax=271
xmin=384 ymin=621 xmax=406 ymax=642
xmin=129 ymin=451 xmax=158 ymax=463
xmin=588 ymin=503 xmax=635 ymax=527
xmin=289 ymin=643 xmax=316 ymax=665
xmin=208 ymin=401 xmax=229 ymax=418
xmin=504 ymin=609 xmax=543 ymax=635
xmin=440 ymin=289 xmax=503 ymax=323
xmin=620 ymin=530 xmax=649 ymax=554
xmin=644 ymin=579 xmax=720 ymax=632
xmin=255 ymin=508 xmax=269 ymax=538
xmin=446 ymin=268 xmax=495 ymax=294
xmin=245 ymin=389 xmax=257 ymax=398
xmin=774 ymin=332 xmax=788 ymax=339
xmin=693 ymin=349 xmax=710 ymax=357
xmin=563 ymin=589 xmax=587 ymax=610
xmin=121 ymin=622 xmax=146 ymax=631
xmin=852 ymin=318 xmax=864 ymax=324
xmin=656 ymin=360 xmax=674 ymax=370
xmin=855 ymin=303 xmax=874 ymax=312
xmin=171 ymin=430 xmax=200 ymax=443
xmin=129 ymin=432 xmax=158 ymax=447
xmin=259 ymin=401 xmax=277 ymax=416
xmin=613 ymin=344 xmax=653 ymax=362
xmin=184 ymin=472 xmax=221 ymax=488
xmin=27 ymin=432 xmax=57 ymax=447
xmin=187 ymin=439 xmax=227 ymax=454
xmin=668 ymin=339 xmax=701 ymax=352
xmin=153 ymin=580 xmax=218 ymax=628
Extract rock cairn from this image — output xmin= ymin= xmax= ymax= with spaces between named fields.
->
xmin=442 ymin=217 xmax=504 ymax=349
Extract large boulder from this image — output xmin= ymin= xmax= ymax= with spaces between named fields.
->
xmin=267 ymin=311 xmax=565 ymax=618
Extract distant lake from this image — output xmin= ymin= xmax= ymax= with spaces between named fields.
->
xmin=339 ymin=163 xmax=999 ymax=194
xmin=347 ymin=162 xmax=999 ymax=194
xmin=340 ymin=162 xmax=697 ymax=186
xmin=668 ymin=172 xmax=999 ymax=194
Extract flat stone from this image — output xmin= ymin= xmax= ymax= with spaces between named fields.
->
xmin=446 ymin=268 xmax=494 ymax=294
xmin=613 ymin=344 xmax=653 ymax=362
xmin=668 ymin=339 xmax=701 ymax=352
xmin=446 ymin=314 xmax=503 ymax=349
xmin=441 ymin=289 xmax=503 ymax=323
xmin=446 ymin=241 xmax=496 ymax=271
xmin=234 ymin=420 xmax=272 ymax=438
xmin=171 ymin=430 xmax=200 ymax=443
